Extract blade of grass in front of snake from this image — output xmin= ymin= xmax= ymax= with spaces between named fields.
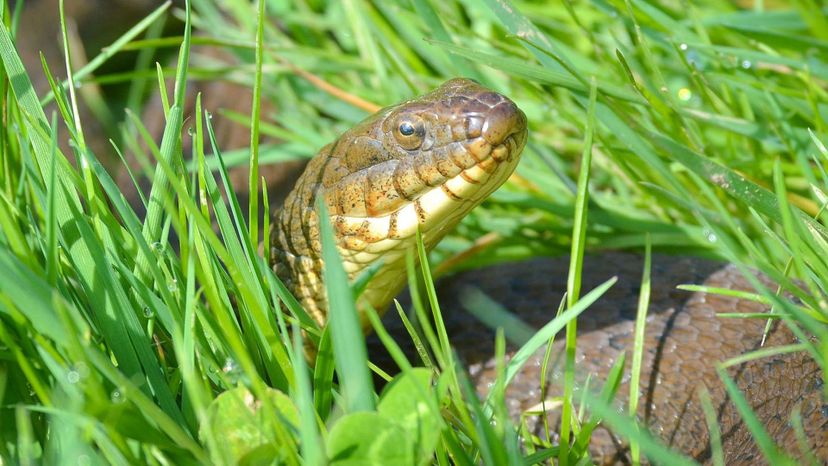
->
xmin=416 ymin=228 xmax=453 ymax=368
xmin=405 ymin=247 xmax=443 ymax=367
xmin=701 ymin=183 xmax=826 ymax=344
xmin=698 ymin=388 xmax=725 ymax=466
xmin=317 ymin=198 xmax=375 ymax=413
xmin=628 ymin=235 xmax=653 ymax=465
xmin=676 ymin=285 xmax=771 ymax=305
xmin=312 ymin=327 xmax=335 ymax=419
xmin=263 ymin=263 xmax=320 ymax=338
xmin=719 ymin=343 xmax=808 ymax=370
xmin=717 ymin=368 xmax=798 ymax=466
xmin=291 ymin=323 xmax=324 ymax=466
xmin=393 ymin=300 xmax=434 ymax=370
xmin=687 ymin=169 xmax=828 ymax=448
xmin=352 ymin=258 xmax=385 ymax=299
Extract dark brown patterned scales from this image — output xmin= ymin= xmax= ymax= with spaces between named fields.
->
xmin=370 ymin=254 xmax=826 ymax=465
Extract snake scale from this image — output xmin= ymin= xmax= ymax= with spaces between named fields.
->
xmin=268 ymin=79 xmax=827 ymax=464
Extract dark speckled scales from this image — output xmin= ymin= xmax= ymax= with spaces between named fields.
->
xmin=369 ymin=253 xmax=827 ymax=465
xmin=271 ymin=145 xmax=330 ymax=323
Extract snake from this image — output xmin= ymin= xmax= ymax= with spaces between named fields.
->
xmin=268 ymin=78 xmax=827 ymax=464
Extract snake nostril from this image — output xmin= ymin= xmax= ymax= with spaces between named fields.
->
xmin=481 ymin=99 xmax=524 ymax=145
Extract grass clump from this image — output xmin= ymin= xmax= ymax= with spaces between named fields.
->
xmin=1 ymin=0 xmax=826 ymax=465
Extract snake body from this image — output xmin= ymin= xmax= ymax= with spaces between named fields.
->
xmin=269 ymin=79 xmax=827 ymax=463
xmin=374 ymin=254 xmax=827 ymax=465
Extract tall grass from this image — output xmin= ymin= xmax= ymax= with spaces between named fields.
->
xmin=0 ymin=0 xmax=826 ymax=464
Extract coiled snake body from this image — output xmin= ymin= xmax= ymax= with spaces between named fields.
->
xmin=269 ymin=79 xmax=827 ymax=464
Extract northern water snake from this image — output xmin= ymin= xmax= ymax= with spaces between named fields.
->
xmin=268 ymin=78 xmax=827 ymax=464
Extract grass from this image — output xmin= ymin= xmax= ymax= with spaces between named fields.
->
xmin=1 ymin=0 xmax=827 ymax=464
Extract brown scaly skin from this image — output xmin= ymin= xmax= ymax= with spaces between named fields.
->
xmin=269 ymin=78 xmax=527 ymax=325
xmin=269 ymin=79 xmax=826 ymax=463
xmin=371 ymin=254 xmax=827 ymax=465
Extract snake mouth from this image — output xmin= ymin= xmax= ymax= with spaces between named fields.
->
xmin=334 ymin=118 xmax=527 ymax=263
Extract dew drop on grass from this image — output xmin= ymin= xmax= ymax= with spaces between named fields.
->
xmin=143 ymin=306 xmax=153 ymax=318
xmin=679 ymin=43 xmax=688 ymax=51
xmin=741 ymin=60 xmax=752 ymax=69
xmin=685 ymin=50 xmax=703 ymax=69
xmin=151 ymin=241 xmax=165 ymax=254
xmin=223 ymin=358 xmax=238 ymax=373
xmin=187 ymin=126 xmax=195 ymax=137
xmin=111 ymin=389 xmax=125 ymax=404
xmin=703 ymin=229 xmax=718 ymax=243
xmin=223 ymin=358 xmax=243 ymax=383
xmin=168 ymin=278 xmax=178 ymax=292
xmin=66 ymin=363 xmax=89 ymax=384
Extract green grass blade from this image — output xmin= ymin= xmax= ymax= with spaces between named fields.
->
xmin=318 ymin=199 xmax=375 ymax=413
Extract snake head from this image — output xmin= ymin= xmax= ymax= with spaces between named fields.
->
xmin=323 ymin=78 xmax=528 ymax=241
xmin=271 ymin=78 xmax=527 ymax=322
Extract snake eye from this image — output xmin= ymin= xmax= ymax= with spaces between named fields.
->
xmin=392 ymin=116 xmax=425 ymax=150
xmin=399 ymin=121 xmax=415 ymax=136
